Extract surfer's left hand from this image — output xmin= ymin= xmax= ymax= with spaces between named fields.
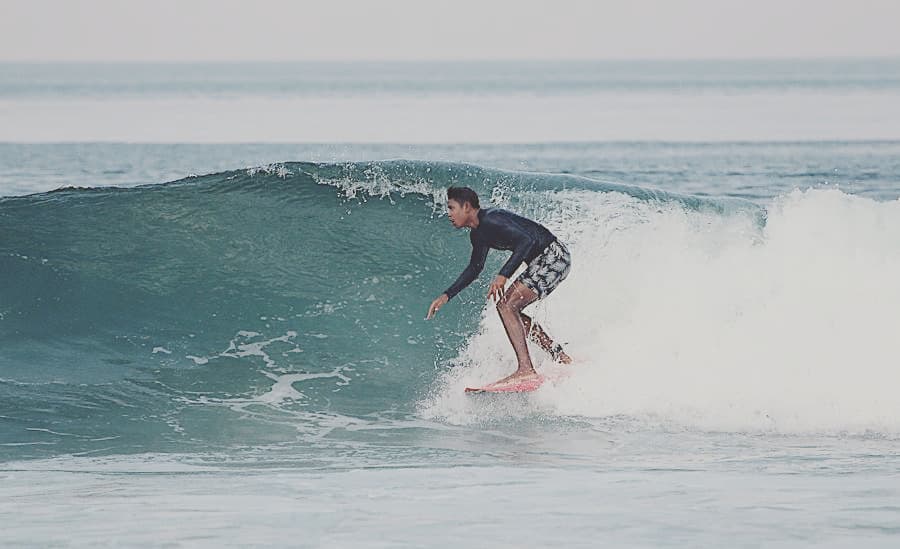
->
xmin=487 ymin=275 xmax=508 ymax=303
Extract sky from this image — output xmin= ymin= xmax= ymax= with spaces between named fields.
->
xmin=1 ymin=0 xmax=899 ymax=62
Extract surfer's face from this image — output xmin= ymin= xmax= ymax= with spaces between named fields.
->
xmin=447 ymin=199 xmax=465 ymax=228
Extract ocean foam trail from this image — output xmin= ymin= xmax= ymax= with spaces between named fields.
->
xmin=423 ymin=188 xmax=900 ymax=434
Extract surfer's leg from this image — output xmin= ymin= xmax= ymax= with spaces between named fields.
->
xmin=520 ymin=313 xmax=572 ymax=364
xmin=515 ymin=240 xmax=574 ymax=364
xmin=493 ymin=281 xmax=541 ymax=384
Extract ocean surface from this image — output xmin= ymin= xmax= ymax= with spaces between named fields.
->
xmin=2 ymin=60 xmax=900 ymax=547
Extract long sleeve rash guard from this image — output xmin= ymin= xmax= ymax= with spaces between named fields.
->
xmin=443 ymin=207 xmax=557 ymax=300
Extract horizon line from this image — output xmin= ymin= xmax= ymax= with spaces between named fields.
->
xmin=2 ymin=55 xmax=900 ymax=65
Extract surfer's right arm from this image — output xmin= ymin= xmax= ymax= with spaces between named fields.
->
xmin=444 ymin=236 xmax=489 ymax=300
xmin=427 ymin=236 xmax=489 ymax=319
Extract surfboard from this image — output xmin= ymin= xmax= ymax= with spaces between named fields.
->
xmin=464 ymin=365 xmax=573 ymax=394
xmin=464 ymin=375 xmax=545 ymax=394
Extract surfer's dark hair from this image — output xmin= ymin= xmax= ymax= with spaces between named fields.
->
xmin=447 ymin=186 xmax=480 ymax=209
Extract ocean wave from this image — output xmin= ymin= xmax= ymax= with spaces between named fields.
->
xmin=2 ymin=160 xmax=898 ymax=458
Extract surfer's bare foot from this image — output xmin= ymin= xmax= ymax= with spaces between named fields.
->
xmin=557 ymin=352 xmax=572 ymax=364
xmin=489 ymin=369 xmax=542 ymax=387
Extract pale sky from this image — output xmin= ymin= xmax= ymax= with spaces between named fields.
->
xmin=2 ymin=0 xmax=899 ymax=62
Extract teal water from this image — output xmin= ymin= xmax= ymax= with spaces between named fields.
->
xmin=4 ymin=141 xmax=900 ymax=200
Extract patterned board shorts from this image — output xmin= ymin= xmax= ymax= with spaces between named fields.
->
xmin=515 ymin=240 xmax=572 ymax=299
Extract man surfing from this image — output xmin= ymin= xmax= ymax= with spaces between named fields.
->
xmin=426 ymin=186 xmax=572 ymax=389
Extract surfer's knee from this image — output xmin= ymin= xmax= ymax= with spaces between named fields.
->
xmin=496 ymin=294 xmax=523 ymax=316
xmin=520 ymin=312 xmax=532 ymax=331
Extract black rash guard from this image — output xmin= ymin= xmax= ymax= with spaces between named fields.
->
xmin=444 ymin=207 xmax=557 ymax=300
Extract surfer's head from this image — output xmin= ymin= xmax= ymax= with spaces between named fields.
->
xmin=447 ymin=187 xmax=480 ymax=228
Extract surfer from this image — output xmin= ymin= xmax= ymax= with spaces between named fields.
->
xmin=426 ymin=186 xmax=572 ymax=388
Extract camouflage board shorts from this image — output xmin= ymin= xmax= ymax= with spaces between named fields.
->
xmin=516 ymin=240 xmax=571 ymax=299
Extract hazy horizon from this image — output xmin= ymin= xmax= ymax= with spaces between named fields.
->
xmin=3 ymin=55 xmax=900 ymax=64
xmin=3 ymin=0 xmax=899 ymax=62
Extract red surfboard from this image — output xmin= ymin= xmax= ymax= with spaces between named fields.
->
xmin=464 ymin=375 xmax=545 ymax=394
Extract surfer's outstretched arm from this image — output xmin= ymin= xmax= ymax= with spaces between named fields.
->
xmin=427 ymin=239 xmax=489 ymax=320
xmin=443 ymin=239 xmax=489 ymax=301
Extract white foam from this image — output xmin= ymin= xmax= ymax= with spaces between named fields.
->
xmin=422 ymin=188 xmax=900 ymax=434
xmin=177 ymin=330 xmax=352 ymax=411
